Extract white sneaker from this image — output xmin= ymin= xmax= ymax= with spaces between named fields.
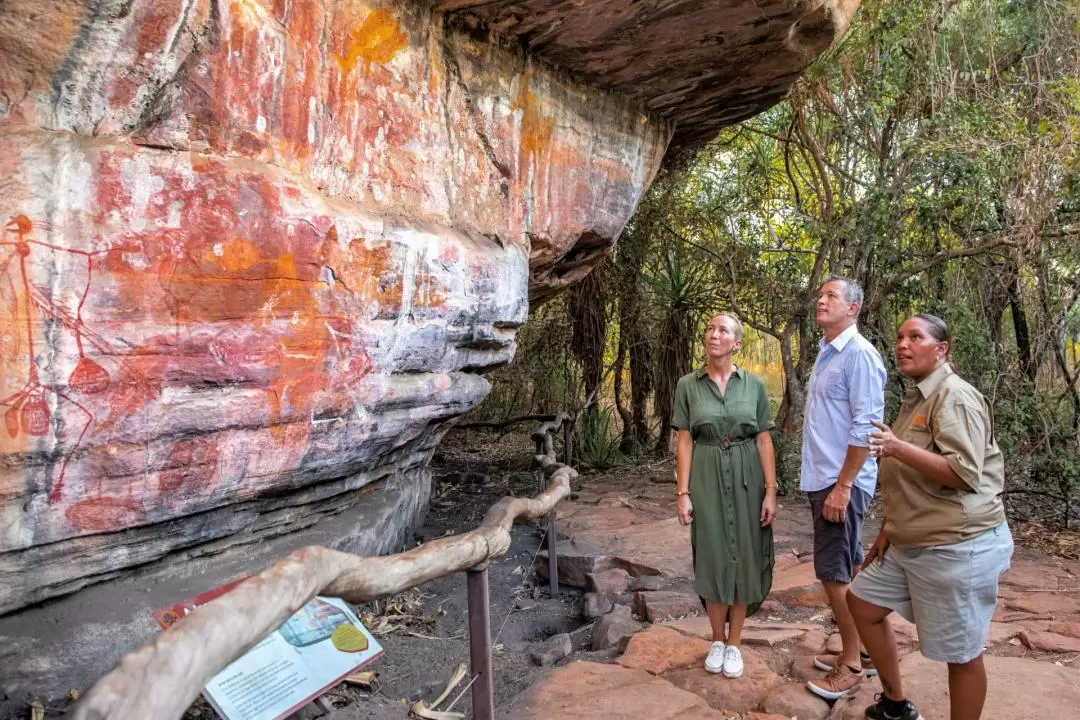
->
xmin=704 ymin=641 xmax=726 ymax=673
xmin=722 ymin=645 xmax=744 ymax=679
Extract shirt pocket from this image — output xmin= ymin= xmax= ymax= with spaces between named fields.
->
xmin=902 ymin=425 xmax=934 ymax=450
xmin=824 ymin=368 xmax=847 ymax=400
xmin=732 ymin=399 xmax=759 ymax=433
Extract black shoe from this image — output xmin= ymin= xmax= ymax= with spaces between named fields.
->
xmin=865 ymin=693 xmax=923 ymax=720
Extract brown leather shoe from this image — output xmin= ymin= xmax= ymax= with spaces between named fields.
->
xmin=807 ymin=662 xmax=864 ymax=700
xmin=814 ymin=652 xmax=878 ymax=676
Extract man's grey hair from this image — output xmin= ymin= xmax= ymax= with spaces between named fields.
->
xmin=821 ymin=275 xmax=864 ymax=312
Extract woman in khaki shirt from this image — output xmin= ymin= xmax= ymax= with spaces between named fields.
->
xmin=847 ymin=314 xmax=1012 ymax=720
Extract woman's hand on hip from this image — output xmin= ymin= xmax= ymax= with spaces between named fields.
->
xmin=677 ymin=495 xmax=693 ymax=525
xmin=760 ymin=490 xmax=777 ymax=527
xmin=862 ymin=530 xmax=890 ymax=568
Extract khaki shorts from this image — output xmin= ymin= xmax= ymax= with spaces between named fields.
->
xmin=849 ymin=523 xmax=1013 ymax=664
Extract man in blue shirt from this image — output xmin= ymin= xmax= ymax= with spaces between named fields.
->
xmin=801 ymin=276 xmax=886 ymax=701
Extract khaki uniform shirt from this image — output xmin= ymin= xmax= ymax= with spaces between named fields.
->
xmin=881 ymin=363 xmax=1006 ymax=549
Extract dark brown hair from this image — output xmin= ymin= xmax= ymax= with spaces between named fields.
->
xmin=912 ymin=313 xmax=950 ymax=344
xmin=911 ymin=313 xmax=954 ymax=371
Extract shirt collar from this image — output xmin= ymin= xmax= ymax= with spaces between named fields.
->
xmin=694 ymin=365 xmax=745 ymax=380
xmin=916 ymin=362 xmax=953 ymax=398
xmin=821 ymin=324 xmax=859 ymax=352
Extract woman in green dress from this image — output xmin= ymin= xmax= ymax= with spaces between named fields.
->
xmin=673 ymin=313 xmax=778 ymax=679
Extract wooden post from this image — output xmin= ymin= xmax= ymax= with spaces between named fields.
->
xmin=563 ymin=419 xmax=572 ymax=468
xmin=546 ymin=498 xmax=558 ymax=599
xmin=466 ymin=564 xmax=494 ymax=720
xmin=545 ymin=419 xmax=571 ymax=598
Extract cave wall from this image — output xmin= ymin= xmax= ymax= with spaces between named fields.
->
xmin=0 ymin=0 xmax=860 ymax=703
xmin=0 ymin=0 xmax=669 ymax=615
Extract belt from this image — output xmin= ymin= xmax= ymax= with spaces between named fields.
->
xmin=693 ymin=435 xmax=756 ymax=490
xmin=693 ymin=436 xmax=754 ymax=450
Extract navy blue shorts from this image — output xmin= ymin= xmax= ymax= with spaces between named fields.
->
xmin=807 ymin=484 xmax=871 ymax=584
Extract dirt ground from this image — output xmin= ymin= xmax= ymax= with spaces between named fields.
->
xmin=172 ymin=426 xmax=1079 ymax=720
xmin=336 ymin=430 xmax=588 ymax=719
xmin=180 ymin=428 xmax=592 ymax=720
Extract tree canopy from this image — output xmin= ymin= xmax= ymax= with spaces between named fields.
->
xmin=476 ymin=0 xmax=1080 ymax=529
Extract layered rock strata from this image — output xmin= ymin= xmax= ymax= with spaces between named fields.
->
xmin=0 ymin=2 xmax=857 ymax=699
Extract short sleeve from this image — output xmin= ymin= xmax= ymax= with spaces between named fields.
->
xmin=932 ymin=398 xmax=988 ymax=491
xmin=755 ymin=377 xmax=775 ymax=433
xmin=672 ymin=377 xmax=691 ymax=430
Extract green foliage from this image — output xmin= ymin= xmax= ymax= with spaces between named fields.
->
xmin=472 ymin=299 xmax=576 ymax=420
xmin=580 ymin=405 xmax=622 ymax=469
xmin=476 ymin=0 xmax=1080 ymax=528
xmin=770 ymin=432 xmax=800 ymax=497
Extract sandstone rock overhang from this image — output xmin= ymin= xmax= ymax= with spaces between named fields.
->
xmin=426 ymin=0 xmax=861 ymax=154
xmin=0 ymin=2 xmax=854 ymax=701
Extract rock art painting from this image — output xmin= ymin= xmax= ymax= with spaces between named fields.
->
xmin=0 ymin=0 xmax=862 ymax=707
xmin=0 ymin=0 xmax=856 ymax=621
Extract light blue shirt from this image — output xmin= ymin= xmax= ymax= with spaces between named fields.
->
xmin=800 ymin=324 xmax=886 ymax=496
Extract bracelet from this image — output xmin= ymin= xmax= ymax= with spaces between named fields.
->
xmin=676 ymin=490 xmax=689 ymax=497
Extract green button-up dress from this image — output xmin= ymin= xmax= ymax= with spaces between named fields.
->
xmin=673 ymin=367 xmax=775 ymax=613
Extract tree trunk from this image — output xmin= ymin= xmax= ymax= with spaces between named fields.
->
xmin=1007 ymin=269 xmax=1034 ymax=380
xmin=630 ymin=338 xmax=653 ymax=448
xmin=613 ymin=324 xmax=631 ymax=445
xmin=568 ymin=262 xmax=608 ymax=422
xmin=653 ymin=312 xmax=694 ymax=455
xmin=614 ymin=226 xmax=651 ymax=451
xmin=774 ymin=326 xmax=805 ymax=434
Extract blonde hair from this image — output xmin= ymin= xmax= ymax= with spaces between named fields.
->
xmin=709 ymin=313 xmax=744 ymax=342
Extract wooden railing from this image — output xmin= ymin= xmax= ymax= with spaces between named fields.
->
xmin=72 ymin=417 xmax=576 ymax=720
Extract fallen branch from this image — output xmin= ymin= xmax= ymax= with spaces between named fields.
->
xmin=532 ymin=412 xmax=572 ymax=457
xmin=71 ymin=463 xmax=576 ymax=720
xmin=409 ymin=662 xmax=467 ymax=719
xmin=451 ymin=413 xmax=558 ymax=430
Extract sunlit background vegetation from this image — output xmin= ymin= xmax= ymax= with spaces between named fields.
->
xmin=470 ymin=0 xmax=1080 ymax=530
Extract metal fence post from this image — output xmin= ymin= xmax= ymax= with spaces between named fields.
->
xmin=546 ymin=419 xmax=572 ymax=598
xmin=466 ymin=563 xmax=494 ymax=720
xmin=546 ymin=498 xmax=558 ymax=599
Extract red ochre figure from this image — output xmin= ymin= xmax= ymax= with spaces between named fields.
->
xmin=0 ymin=214 xmax=113 ymax=502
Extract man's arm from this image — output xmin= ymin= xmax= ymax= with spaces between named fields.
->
xmin=822 ymin=446 xmax=869 ymax=523
xmin=822 ymin=346 xmax=885 ymax=523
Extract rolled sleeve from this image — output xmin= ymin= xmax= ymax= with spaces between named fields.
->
xmin=755 ymin=378 xmax=775 ymax=433
xmin=846 ymin=349 xmax=886 ymax=447
xmin=672 ymin=377 xmax=691 ymax=430
xmin=932 ymin=402 xmax=987 ymax=490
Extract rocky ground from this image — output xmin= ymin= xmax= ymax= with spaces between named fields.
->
xmin=507 ymin=467 xmax=1080 ymax=720
xmin=181 ymin=428 xmax=1080 ymax=720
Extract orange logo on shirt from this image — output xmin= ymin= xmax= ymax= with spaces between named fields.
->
xmin=912 ymin=415 xmax=928 ymax=428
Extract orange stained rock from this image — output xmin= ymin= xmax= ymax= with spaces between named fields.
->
xmin=207 ymin=238 xmax=261 ymax=272
xmin=321 ymin=230 xmax=448 ymax=314
xmin=512 ymin=70 xmax=555 ymax=172
xmin=339 ymin=8 xmax=408 ymax=73
xmin=0 ymin=1 xmax=83 ymax=122
xmin=158 ymin=436 xmax=222 ymax=494
xmin=619 ymin=626 xmax=712 ymax=676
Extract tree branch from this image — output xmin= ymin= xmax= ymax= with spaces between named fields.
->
xmin=453 ymin=413 xmax=558 ymax=430
xmin=882 ymin=236 xmax=1015 ymax=294
xmin=660 ymin=221 xmax=726 ymax=263
xmin=73 ymin=463 xmax=576 ymax=720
